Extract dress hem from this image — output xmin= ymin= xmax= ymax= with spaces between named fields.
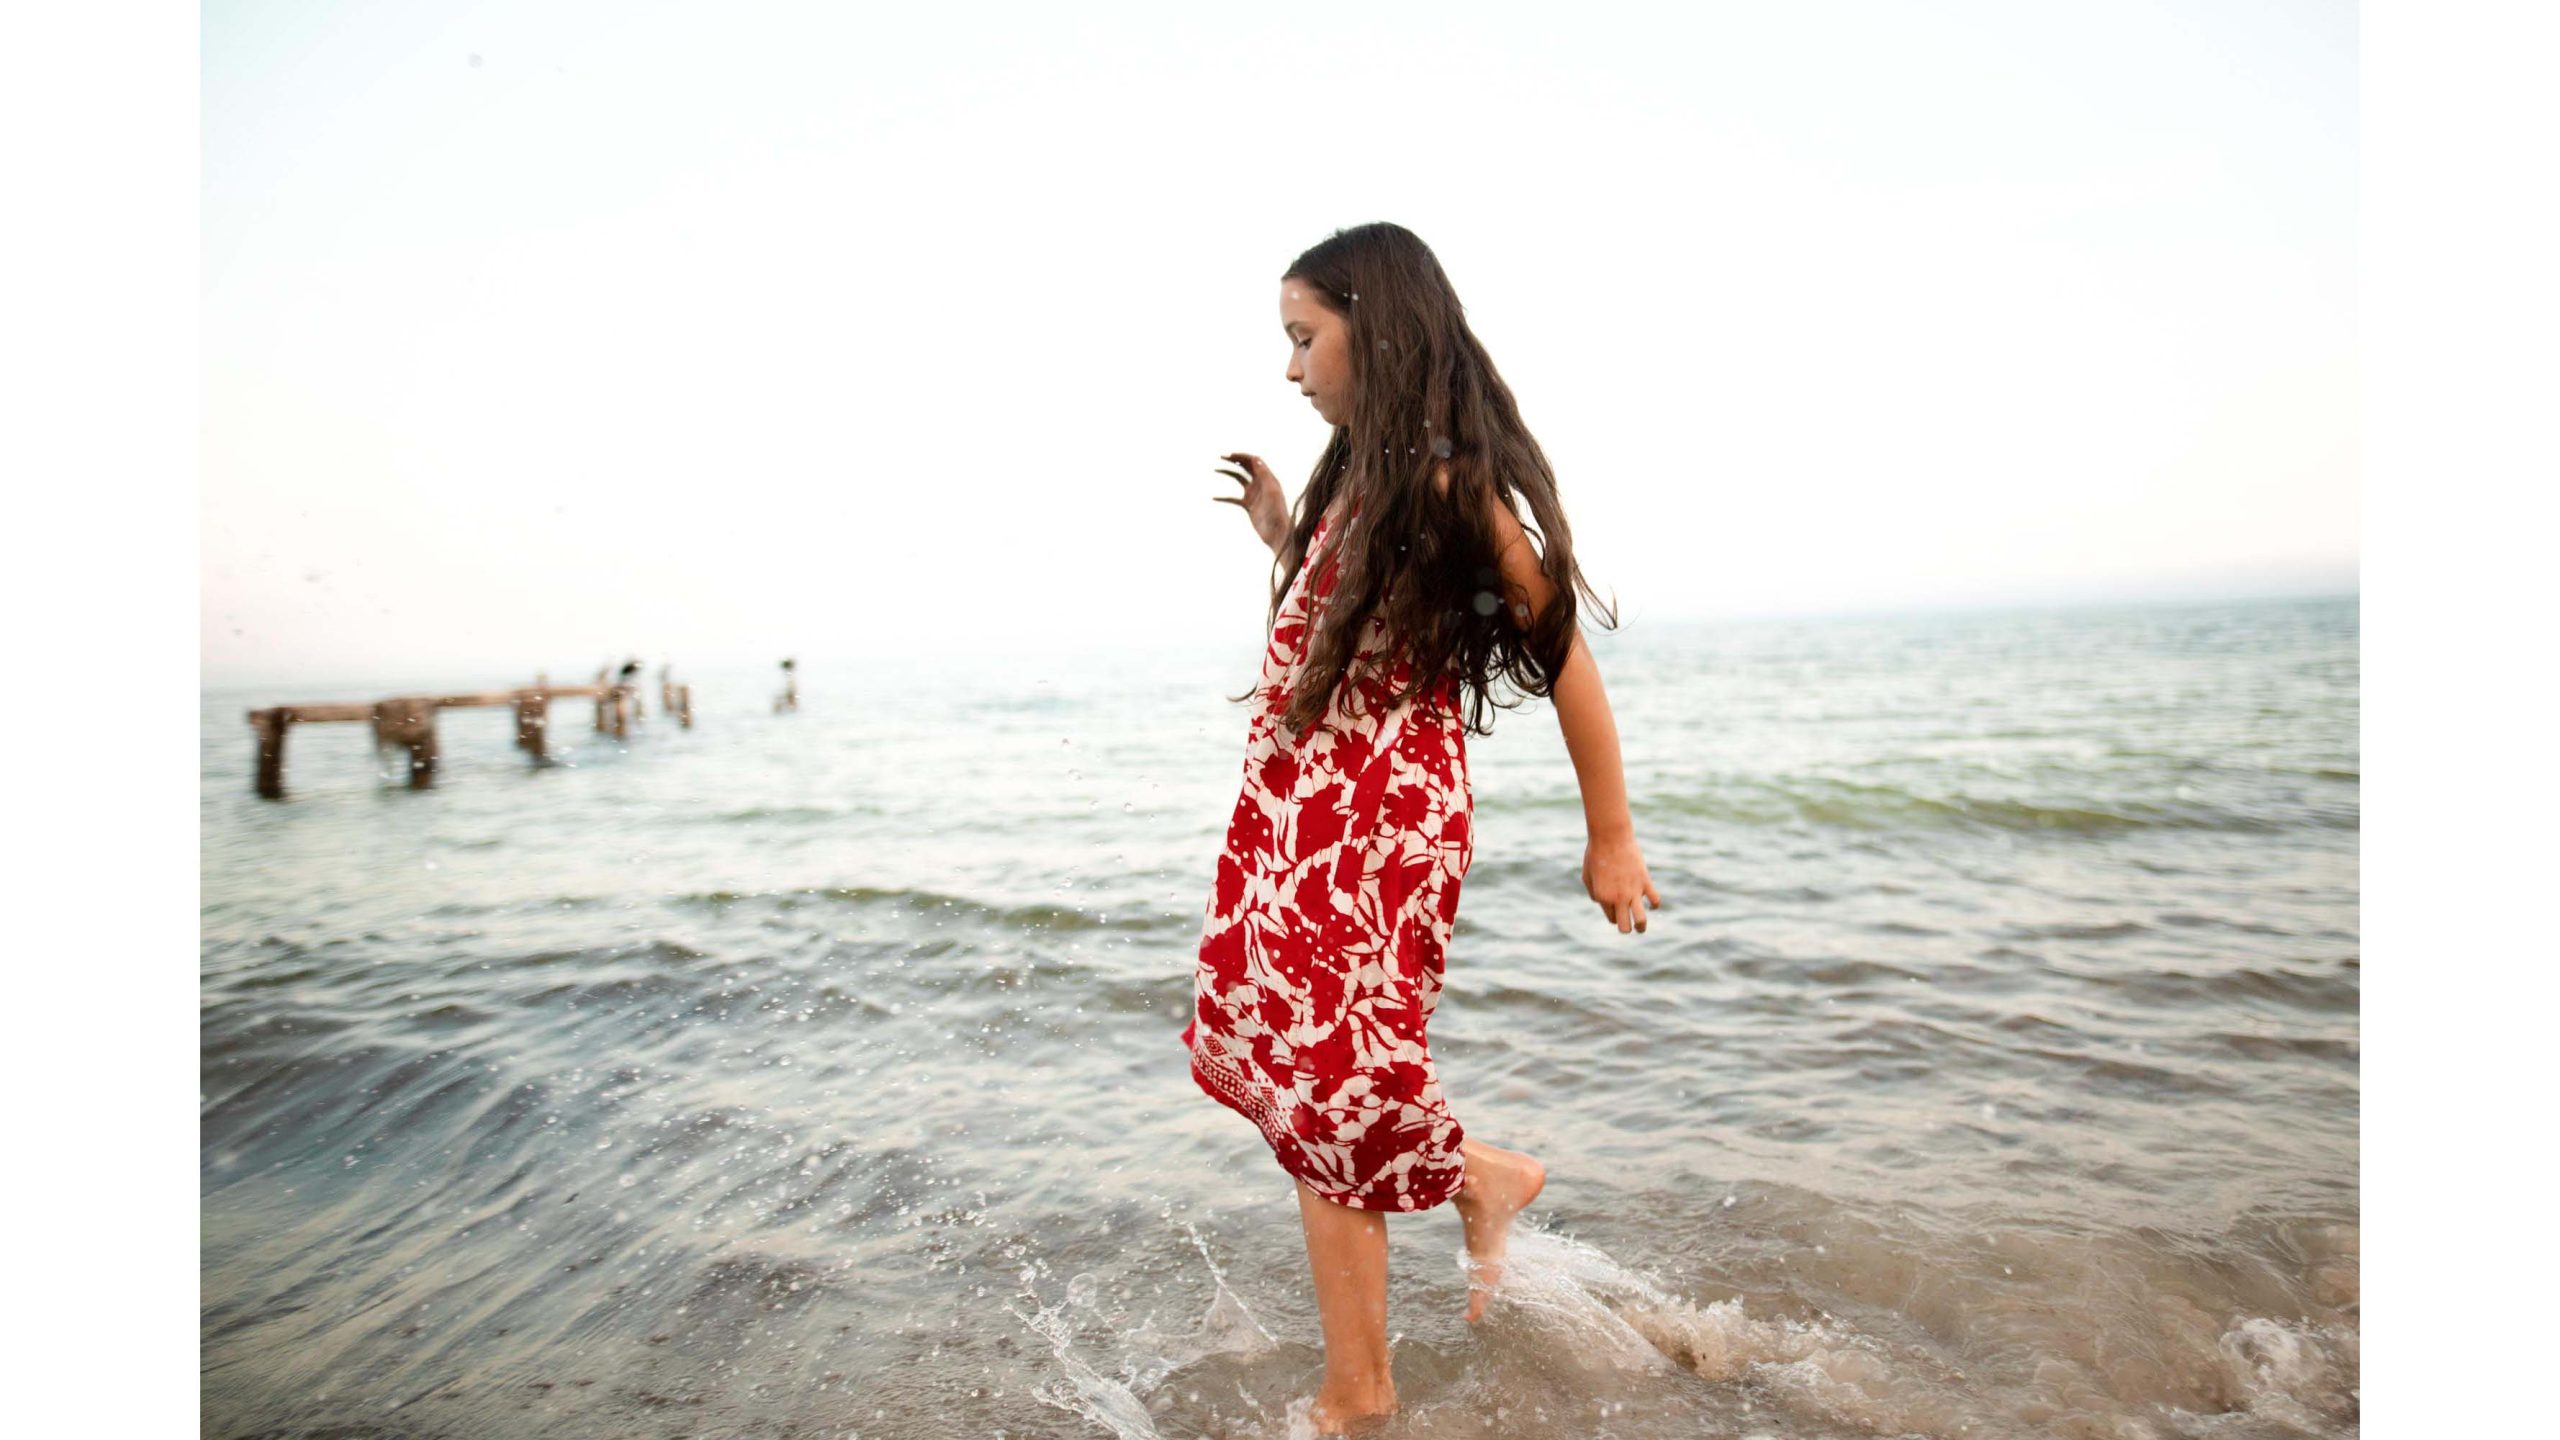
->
xmin=1185 ymin=1037 xmax=1467 ymax=1215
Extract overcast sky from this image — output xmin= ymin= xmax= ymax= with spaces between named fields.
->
xmin=203 ymin=0 xmax=2355 ymax=687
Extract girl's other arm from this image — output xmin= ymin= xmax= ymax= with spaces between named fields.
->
xmin=1486 ymin=497 xmax=1663 ymax=934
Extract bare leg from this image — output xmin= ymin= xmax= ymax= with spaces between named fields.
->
xmin=1451 ymin=1138 xmax=1547 ymax=1322
xmin=1294 ymin=1178 xmax=1397 ymax=1434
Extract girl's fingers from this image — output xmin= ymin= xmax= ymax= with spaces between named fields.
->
xmin=1215 ymin=467 xmax=1248 ymax=486
xmin=1646 ymin=879 xmax=1662 ymax=908
xmin=1211 ymin=495 xmax=1241 ymax=506
xmin=1595 ymin=893 xmax=1651 ymax=933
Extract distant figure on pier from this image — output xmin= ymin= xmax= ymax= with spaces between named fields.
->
xmin=775 ymin=658 xmax=799 ymax=714
xmin=619 ymin=658 xmax=645 ymax=723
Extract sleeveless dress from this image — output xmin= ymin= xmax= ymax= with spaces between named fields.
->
xmin=1180 ymin=500 xmax=1474 ymax=1212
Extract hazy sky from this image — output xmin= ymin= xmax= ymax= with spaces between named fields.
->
xmin=203 ymin=0 xmax=2355 ymax=686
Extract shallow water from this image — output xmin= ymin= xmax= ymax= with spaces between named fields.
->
xmin=201 ymin=595 xmax=2357 ymax=1438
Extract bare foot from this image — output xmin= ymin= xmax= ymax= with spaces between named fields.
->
xmin=1451 ymin=1140 xmax=1546 ymax=1322
xmin=1304 ymin=1384 xmax=1396 ymax=1436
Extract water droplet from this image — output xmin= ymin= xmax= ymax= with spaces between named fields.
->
xmin=1431 ymin=435 xmax=1453 ymax=459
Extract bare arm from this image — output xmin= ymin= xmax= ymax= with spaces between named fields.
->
xmin=1485 ymin=502 xmax=1630 ymax=838
xmin=1485 ymin=494 xmax=1661 ymax=931
xmin=1549 ymin=632 xmax=1634 ymax=843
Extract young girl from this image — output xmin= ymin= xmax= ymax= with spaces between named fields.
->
xmin=1180 ymin=222 xmax=1662 ymax=1433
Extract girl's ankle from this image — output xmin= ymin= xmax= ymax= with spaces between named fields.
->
xmin=1318 ymin=1376 xmax=1396 ymax=1409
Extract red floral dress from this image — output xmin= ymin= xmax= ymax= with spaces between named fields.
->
xmin=1181 ymin=500 xmax=1473 ymax=1212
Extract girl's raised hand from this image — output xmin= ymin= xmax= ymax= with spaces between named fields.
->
xmin=1582 ymin=832 xmax=1664 ymax=934
xmin=1212 ymin=451 xmax=1290 ymax=551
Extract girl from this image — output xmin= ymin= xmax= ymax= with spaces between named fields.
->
xmin=1180 ymin=222 xmax=1662 ymax=1434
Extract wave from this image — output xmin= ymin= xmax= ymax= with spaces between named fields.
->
xmin=1503 ymin=775 xmax=2345 ymax=834
xmin=671 ymin=884 xmax=1183 ymax=933
xmin=1672 ymin=778 xmax=2313 ymax=834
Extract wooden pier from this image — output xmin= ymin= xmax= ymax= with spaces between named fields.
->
xmin=246 ymin=675 xmax=694 ymax=800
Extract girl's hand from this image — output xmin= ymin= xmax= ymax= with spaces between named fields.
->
xmin=1213 ymin=451 xmax=1290 ymax=551
xmin=1582 ymin=831 xmax=1663 ymax=934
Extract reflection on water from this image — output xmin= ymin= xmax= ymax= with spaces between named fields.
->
xmin=202 ymin=597 xmax=2357 ymax=1438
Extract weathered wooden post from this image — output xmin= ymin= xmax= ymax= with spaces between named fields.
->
xmin=593 ymin=666 xmax=612 ymax=733
xmin=775 ymin=657 xmax=799 ymax=713
xmin=513 ymin=689 xmax=549 ymax=764
xmin=250 ymin=708 xmax=291 ymax=799
xmin=608 ymin=685 xmax=632 ymax=740
xmin=676 ymin=683 xmax=694 ymax=728
xmin=372 ymin=697 xmax=439 ymax=788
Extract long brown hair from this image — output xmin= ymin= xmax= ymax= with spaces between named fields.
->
xmin=1235 ymin=221 xmax=1617 ymax=737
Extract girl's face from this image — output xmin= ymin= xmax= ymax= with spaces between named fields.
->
xmin=1279 ymin=279 xmax=1352 ymax=428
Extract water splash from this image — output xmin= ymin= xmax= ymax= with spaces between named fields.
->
xmin=1008 ymin=1220 xmax=1282 ymax=1439
xmin=1467 ymin=1223 xmax=1974 ymax=1437
xmin=1009 ymin=1265 xmax=1162 ymax=1440
xmin=2192 ymin=1314 xmax=2359 ymax=1433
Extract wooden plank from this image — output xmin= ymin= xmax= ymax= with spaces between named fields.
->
xmin=247 ymin=685 xmax=613 ymax=725
xmin=257 ymin=703 xmax=373 ymax=724
xmin=430 ymin=688 xmax=602 ymax=708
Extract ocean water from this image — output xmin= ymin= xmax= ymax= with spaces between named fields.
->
xmin=200 ymin=594 xmax=2359 ymax=1439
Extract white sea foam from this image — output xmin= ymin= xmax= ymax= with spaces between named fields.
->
xmin=1468 ymin=1222 xmax=1974 ymax=1437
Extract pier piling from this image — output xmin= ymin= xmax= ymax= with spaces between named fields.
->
xmin=252 ymin=709 xmax=290 ymax=800
xmin=371 ymin=697 xmax=440 ymax=788
xmin=513 ymin=691 xmax=550 ymax=764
